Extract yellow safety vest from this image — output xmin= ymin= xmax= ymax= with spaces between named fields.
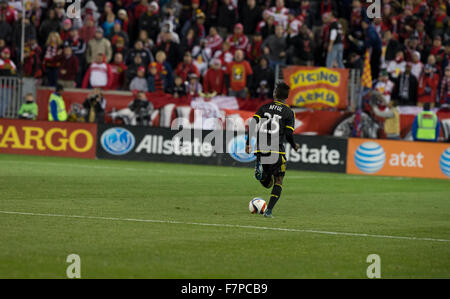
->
xmin=416 ymin=111 xmax=438 ymax=140
xmin=48 ymin=93 xmax=68 ymax=122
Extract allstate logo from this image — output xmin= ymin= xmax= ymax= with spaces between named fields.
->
xmin=439 ymin=147 xmax=450 ymax=177
xmin=228 ymin=135 xmax=256 ymax=163
xmin=101 ymin=128 xmax=135 ymax=155
xmin=354 ymin=142 xmax=386 ymax=174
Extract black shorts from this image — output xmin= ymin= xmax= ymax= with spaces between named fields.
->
xmin=258 ymin=153 xmax=287 ymax=177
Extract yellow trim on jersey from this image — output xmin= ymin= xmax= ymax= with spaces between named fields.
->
xmin=274 ymin=101 xmax=290 ymax=107
xmin=286 ymin=126 xmax=294 ymax=131
xmin=254 ymin=150 xmax=286 ymax=154
xmin=253 ymin=114 xmax=261 ymax=119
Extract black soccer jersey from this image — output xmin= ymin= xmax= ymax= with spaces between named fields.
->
xmin=252 ymin=101 xmax=295 ymax=154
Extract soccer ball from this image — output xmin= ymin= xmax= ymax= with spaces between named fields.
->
xmin=249 ymin=198 xmax=267 ymax=214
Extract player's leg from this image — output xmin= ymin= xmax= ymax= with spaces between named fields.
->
xmin=254 ymin=153 xmax=263 ymax=181
xmin=264 ymin=176 xmax=283 ymax=218
xmin=264 ymin=155 xmax=286 ymax=218
xmin=260 ymin=170 xmax=274 ymax=189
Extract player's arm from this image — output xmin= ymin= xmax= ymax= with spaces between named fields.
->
xmin=285 ymin=110 xmax=299 ymax=151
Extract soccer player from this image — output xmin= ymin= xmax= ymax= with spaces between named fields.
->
xmin=246 ymin=82 xmax=299 ymax=218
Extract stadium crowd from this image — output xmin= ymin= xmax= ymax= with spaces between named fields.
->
xmin=0 ymin=0 xmax=450 ymax=107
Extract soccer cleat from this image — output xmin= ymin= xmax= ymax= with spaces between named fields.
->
xmin=263 ymin=209 xmax=274 ymax=218
xmin=254 ymin=160 xmax=263 ymax=181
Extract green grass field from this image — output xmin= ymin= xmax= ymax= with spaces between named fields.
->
xmin=0 ymin=153 xmax=449 ymax=278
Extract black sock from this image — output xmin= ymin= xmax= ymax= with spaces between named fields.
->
xmin=267 ymin=184 xmax=282 ymax=211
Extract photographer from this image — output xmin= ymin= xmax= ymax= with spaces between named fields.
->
xmin=82 ymin=88 xmax=106 ymax=123
xmin=128 ymin=91 xmax=154 ymax=126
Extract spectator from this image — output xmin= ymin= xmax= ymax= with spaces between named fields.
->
xmin=387 ymin=51 xmax=406 ymax=80
xmin=225 ymin=49 xmax=253 ymax=98
xmin=126 ymin=40 xmax=154 ymax=67
xmin=217 ymin=0 xmax=237 ymax=36
xmin=393 ymin=63 xmax=418 ymax=106
xmin=203 ymin=58 xmax=226 ymax=95
xmin=240 ymin=0 xmax=261 ymax=35
xmin=412 ymin=103 xmax=440 ymax=142
xmin=48 ymin=84 xmax=67 ymax=122
xmin=102 ymin=13 xmax=116 ymax=37
xmin=347 ymin=52 xmax=364 ymax=73
xmin=246 ymin=32 xmax=264 ymax=64
xmin=38 ymin=9 xmax=60 ymax=46
xmin=269 ymin=0 xmax=289 ymax=28
xmin=418 ymin=64 xmax=439 ymax=108
xmin=251 ymin=57 xmax=274 ymax=98
xmin=139 ymin=1 xmax=160 ymax=41
xmin=205 ymin=26 xmax=223 ymax=54
xmin=157 ymin=21 xmax=180 ymax=46
xmin=372 ymin=98 xmax=401 ymax=140
xmin=180 ymin=27 xmax=198 ymax=54
xmin=324 ymin=12 xmax=344 ymax=68
xmin=147 ymin=62 xmax=168 ymax=93
xmin=172 ymin=75 xmax=187 ymax=98
xmin=154 ymin=50 xmax=174 ymax=89
xmin=214 ymin=40 xmax=233 ymax=70
xmin=43 ymin=32 xmax=63 ymax=87
xmin=259 ymin=14 xmax=275 ymax=40
xmin=361 ymin=18 xmax=382 ymax=80
xmin=373 ymin=70 xmax=395 ymax=104
xmin=86 ymin=28 xmax=112 ymax=64
xmin=175 ymin=51 xmax=200 ymax=82
xmin=440 ymin=65 xmax=450 ymax=105
xmin=185 ymin=73 xmax=202 ymax=97
xmin=79 ymin=15 xmax=97 ymax=44
xmin=117 ymin=9 xmax=129 ymax=33
xmin=410 ymin=51 xmax=423 ymax=80
xmin=130 ymin=65 xmax=148 ymax=92
xmin=109 ymin=21 xmax=129 ymax=49
xmin=57 ymin=45 xmax=79 ymax=89
xmin=109 ymin=52 xmax=128 ymax=90
xmin=156 ymin=31 xmax=181 ymax=69
xmin=383 ymin=30 xmax=403 ymax=63
xmin=23 ymin=45 xmax=42 ymax=79
xmin=0 ymin=48 xmax=16 ymax=76
xmin=60 ymin=19 xmax=73 ymax=42
xmin=192 ymin=38 xmax=212 ymax=76
xmin=226 ymin=23 xmax=249 ymax=54
xmin=82 ymin=53 xmax=113 ymax=89
xmin=287 ymin=24 xmax=314 ymax=66
xmin=189 ymin=10 xmax=206 ymax=41
xmin=0 ymin=12 xmax=12 ymax=45
xmin=83 ymin=88 xmax=107 ymax=123
xmin=18 ymin=93 xmax=38 ymax=120
xmin=262 ymin=24 xmax=287 ymax=68
xmin=125 ymin=54 xmax=146 ymax=84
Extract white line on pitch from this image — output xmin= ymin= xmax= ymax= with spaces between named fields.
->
xmin=0 ymin=210 xmax=448 ymax=243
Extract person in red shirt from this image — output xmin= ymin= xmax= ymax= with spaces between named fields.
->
xmin=57 ymin=45 xmax=79 ymax=88
xmin=418 ymin=64 xmax=439 ymax=108
xmin=109 ymin=52 xmax=128 ymax=90
xmin=175 ymin=51 xmax=200 ymax=81
xmin=226 ymin=23 xmax=249 ymax=54
xmin=203 ymin=59 xmax=226 ymax=96
xmin=225 ymin=49 xmax=253 ymax=99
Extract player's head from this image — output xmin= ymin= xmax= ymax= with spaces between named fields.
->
xmin=273 ymin=82 xmax=290 ymax=102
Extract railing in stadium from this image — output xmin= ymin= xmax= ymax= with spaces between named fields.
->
xmin=0 ymin=77 xmax=23 ymax=119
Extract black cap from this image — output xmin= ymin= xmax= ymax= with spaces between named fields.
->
xmin=56 ymin=84 xmax=64 ymax=92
